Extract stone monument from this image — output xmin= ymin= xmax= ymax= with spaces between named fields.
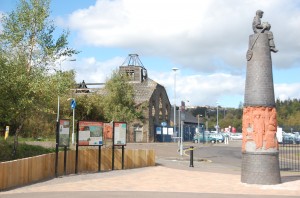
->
xmin=241 ymin=10 xmax=281 ymax=185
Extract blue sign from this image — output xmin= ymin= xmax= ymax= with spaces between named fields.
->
xmin=161 ymin=122 xmax=167 ymax=127
xmin=71 ymin=99 xmax=76 ymax=109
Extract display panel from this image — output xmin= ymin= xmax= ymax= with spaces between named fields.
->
xmin=114 ymin=122 xmax=127 ymax=145
xmin=59 ymin=119 xmax=70 ymax=147
xmin=78 ymin=121 xmax=103 ymax=146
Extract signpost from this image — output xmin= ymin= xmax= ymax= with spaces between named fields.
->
xmin=70 ymin=99 xmax=76 ymax=145
xmin=76 ymin=121 xmax=104 ymax=173
xmin=112 ymin=122 xmax=127 ymax=170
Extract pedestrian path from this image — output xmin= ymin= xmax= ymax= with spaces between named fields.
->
xmin=1 ymin=162 xmax=300 ymax=197
xmin=1 ymin=142 xmax=300 ymax=197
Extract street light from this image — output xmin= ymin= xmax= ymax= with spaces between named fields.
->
xmin=216 ymin=102 xmax=219 ymax=133
xmin=179 ymin=100 xmax=188 ymax=156
xmin=55 ymin=58 xmax=76 ymax=177
xmin=56 ymin=58 xmax=76 ymax=123
xmin=172 ymin=67 xmax=179 ymax=138
xmin=197 ymin=114 xmax=202 ymax=144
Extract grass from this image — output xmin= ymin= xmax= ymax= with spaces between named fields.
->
xmin=0 ymin=137 xmax=56 ymax=162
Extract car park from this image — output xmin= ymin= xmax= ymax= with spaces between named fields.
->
xmin=193 ymin=132 xmax=210 ymax=143
xmin=281 ymin=135 xmax=294 ymax=144
xmin=230 ymin=133 xmax=243 ymax=140
xmin=208 ymin=133 xmax=224 ymax=143
xmin=279 ymin=131 xmax=300 ymax=144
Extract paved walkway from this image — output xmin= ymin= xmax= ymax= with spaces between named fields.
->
xmin=1 ymin=142 xmax=300 ymax=198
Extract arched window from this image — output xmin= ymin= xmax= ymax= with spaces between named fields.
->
xmin=159 ymin=95 xmax=163 ymax=121
xmin=152 ymin=101 xmax=155 ymax=116
xmin=165 ymin=104 xmax=169 ymax=121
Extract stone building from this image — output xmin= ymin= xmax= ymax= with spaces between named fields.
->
xmin=75 ymin=54 xmax=171 ymax=143
xmin=119 ymin=54 xmax=171 ymax=143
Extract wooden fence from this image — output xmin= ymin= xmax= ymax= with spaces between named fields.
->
xmin=0 ymin=148 xmax=155 ymax=191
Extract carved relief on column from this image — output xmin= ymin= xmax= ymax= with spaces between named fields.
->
xmin=242 ymin=106 xmax=278 ymax=152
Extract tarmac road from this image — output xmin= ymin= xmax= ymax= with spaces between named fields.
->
xmin=1 ymin=140 xmax=300 ymax=198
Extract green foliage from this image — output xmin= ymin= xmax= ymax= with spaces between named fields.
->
xmin=276 ymin=98 xmax=300 ymax=131
xmin=75 ymin=94 xmax=105 ymax=121
xmin=0 ymin=138 xmax=55 ymax=162
xmin=190 ymin=106 xmax=243 ymax=131
xmin=0 ymin=0 xmax=78 ymax=139
xmin=0 ymin=0 xmax=78 ymax=72
xmin=102 ymin=70 xmax=143 ymax=122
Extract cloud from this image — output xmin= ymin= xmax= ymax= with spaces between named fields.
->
xmin=150 ymin=69 xmax=244 ymax=107
xmin=150 ymin=69 xmax=300 ymax=107
xmin=62 ymin=56 xmax=125 ymax=83
xmin=61 ymin=55 xmax=300 ymax=108
xmin=275 ymin=83 xmax=300 ymax=101
xmin=66 ymin=0 xmax=300 ymax=73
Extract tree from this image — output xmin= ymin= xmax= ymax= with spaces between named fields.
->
xmin=0 ymin=0 xmax=77 ymax=155
xmin=0 ymin=0 xmax=77 ymax=72
xmin=75 ymin=94 xmax=105 ymax=121
xmin=102 ymin=70 xmax=143 ymax=122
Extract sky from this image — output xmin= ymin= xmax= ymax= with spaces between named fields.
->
xmin=1 ymin=0 xmax=300 ymax=108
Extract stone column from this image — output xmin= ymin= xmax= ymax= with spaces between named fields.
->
xmin=241 ymin=33 xmax=281 ymax=184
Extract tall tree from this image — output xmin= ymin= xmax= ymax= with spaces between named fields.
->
xmin=0 ymin=0 xmax=77 ymax=72
xmin=0 ymin=0 xmax=78 ymax=154
xmin=102 ymin=70 xmax=143 ymax=122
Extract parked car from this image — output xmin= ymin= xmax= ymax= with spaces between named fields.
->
xmin=292 ymin=132 xmax=300 ymax=144
xmin=281 ymin=135 xmax=294 ymax=144
xmin=193 ymin=132 xmax=210 ymax=143
xmin=230 ymin=133 xmax=243 ymax=140
xmin=208 ymin=133 xmax=224 ymax=143
xmin=280 ymin=132 xmax=300 ymax=144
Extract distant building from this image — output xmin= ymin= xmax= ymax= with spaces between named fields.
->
xmin=75 ymin=54 xmax=171 ymax=143
xmin=119 ymin=54 xmax=171 ymax=142
xmin=170 ymin=106 xmax=203 ymax=142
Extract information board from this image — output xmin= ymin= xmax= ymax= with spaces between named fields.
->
xmin=114 ymin=122 xmax=127 ymax=145
xmin=104 ymin=122 xmax=113 ymax=140
xmin=168 ymin=127 xmax=174 ymax=135
xmin=59 ymin=119 xmax=70 ymax=147
xmin=78 ymin=121 xmax=103 ymax=146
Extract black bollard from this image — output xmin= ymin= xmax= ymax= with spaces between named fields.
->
xmin=189 ymin=146 xmax=194 ymax=167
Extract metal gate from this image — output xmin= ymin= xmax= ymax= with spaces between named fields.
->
xmin=279 ymin=143 xmax=300 ymax=172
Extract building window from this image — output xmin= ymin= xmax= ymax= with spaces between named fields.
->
xmin=152 ymin=102 xmax=155 ymax=116
xmin=159 ymin=95 xmax=163 ymax=121
xmin=126 ymin=69 xmax=135 ymax=80
xmin=165 ymin=104 xmax=169 ymax=121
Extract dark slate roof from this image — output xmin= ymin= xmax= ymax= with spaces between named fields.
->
xmin=170 ymin=106 xmax=201 ymax=125
xmin=131 ymin=78 xmax=157 ymax=104
xmin=95 ymin=77 xmax=159 ymax=105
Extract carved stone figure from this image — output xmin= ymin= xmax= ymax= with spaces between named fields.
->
xmin=242 ymin=10 xmax=281 ymax=184
xmin=252 ymin=10 xmax=278 ymax=53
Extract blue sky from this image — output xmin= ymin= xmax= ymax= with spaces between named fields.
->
xmin=1 ymin=0 xmax=300 ymax=108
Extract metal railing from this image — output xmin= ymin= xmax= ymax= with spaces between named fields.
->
xmin=279 ymin=143 xmax=300 ymax=172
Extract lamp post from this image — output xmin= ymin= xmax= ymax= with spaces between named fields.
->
xmin=216 ymin=102 xmax=219 ymax=133
xmin=179 ymin=100 xmax=188 ymax=156
xmin=56 ymin=58 xmax=76 ymax=123
xmin=197 ymin=114 xmax=202 ymax=144
xmin=55 ymin=58 xmax=76 ymax=177
xmin=172 ymin=67 xmax=179 ymax=138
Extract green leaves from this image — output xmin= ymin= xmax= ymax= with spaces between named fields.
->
xmin=102 ymin=70 xmax=141 ymax=122
xmin=0 ymin=0 xmax=78 ymax=72
xmin=0 ymin=0 xmax=78 ymax=137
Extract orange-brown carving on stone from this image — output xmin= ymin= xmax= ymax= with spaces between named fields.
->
xmin=242 ymin=106 xmax=278 ymax=152
xmin=252 ymin=107 xmax=265 ymax=149
xmin=265 ymin=108 xmax=278 ymax=149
